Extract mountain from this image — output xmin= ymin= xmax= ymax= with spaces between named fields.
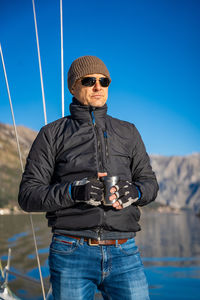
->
xmin=0 ymin=123 xmax=37 ymax=209
xmin=150 ymin=154 xmax=200 ymax=215
xmin=0 ymin=122 xmax=200 ymax=215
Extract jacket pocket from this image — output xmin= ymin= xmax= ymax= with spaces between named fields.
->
xmin=53 ymin=206 xmax=102 ymax=230
xmin=104 ymin=206 xmax=141 ymax=232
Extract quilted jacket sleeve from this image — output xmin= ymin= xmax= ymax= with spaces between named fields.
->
xmin=18 ymin=126 xmax=74 ymax=212
xmin=131 ymin=125 xmax=159 ymax=206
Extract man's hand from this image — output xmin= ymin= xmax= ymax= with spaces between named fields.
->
xmin=109 ymin=180 xmax=140 ymax=210
xmin=71 ymin=177 xmax=104 ymax=206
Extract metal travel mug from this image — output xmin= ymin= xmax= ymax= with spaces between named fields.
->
xmin=101 ymin=176 xmax=119 ymax=206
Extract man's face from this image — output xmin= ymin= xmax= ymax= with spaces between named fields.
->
xmin=72 ymin=74 xmax=109 ymax=107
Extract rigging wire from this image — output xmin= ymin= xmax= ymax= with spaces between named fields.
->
xmin=32 ymin=0 xmax=47 ymax=125
xmin=60 ymin=0 xmax=65 ymax=117
xmin=0 ymin=44 xmax=24 ymax=173
xmin=0 ymin=43 xmax=46 ymax=300
xmin=4 ymin=248 xmax=11 ymax=287
xmin=4 ymin=268 xmax=49 ymax=287
xmin=1 ymin=0 xmax=64 ymax=297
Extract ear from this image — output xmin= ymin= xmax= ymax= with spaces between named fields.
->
xmin=71 ymin=81 xmax=78 ymax=95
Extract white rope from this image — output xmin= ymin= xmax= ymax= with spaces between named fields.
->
xmin=60 ymin=0 xmax=65 ymax=117
xmin=32 ymin=0 xmax=47 ymax=125
xmin=29 ymin=214 xmax=46 ymax=300
xmin=0 ymin=43 xmax=46 ymax=300
xmin=4 ymin=248 xmax=11 ymax=286
xmin=0 ymin=44 xmax=24 ymax=173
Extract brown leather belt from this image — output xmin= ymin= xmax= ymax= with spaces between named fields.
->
xmin=62 ymin=234 xmax=128 ymax=246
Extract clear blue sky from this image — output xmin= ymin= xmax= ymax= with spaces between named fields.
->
xmin=0 ymin=0 xmax=199 ymax=156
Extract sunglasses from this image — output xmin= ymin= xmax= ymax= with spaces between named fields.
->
xmin=81 ymin=77 xmax=110 ymax=87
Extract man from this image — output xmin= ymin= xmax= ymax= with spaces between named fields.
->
xmin=18 ymin=55 xmax=159 ymax=299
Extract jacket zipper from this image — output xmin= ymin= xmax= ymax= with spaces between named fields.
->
xmin=103 ymin=130 xmax=109 ymax=161
xmin=90 ymin=109 xmax=106 ymax=239
xmin=91 ymin=110 xmax=105 ymax=172
xmin=96 ymin=226 xmax=103 ymax=241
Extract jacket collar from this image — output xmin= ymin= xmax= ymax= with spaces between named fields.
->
xmin=69 ymin=97 xmax=108 ymax=124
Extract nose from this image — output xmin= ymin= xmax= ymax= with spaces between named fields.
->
xmin=93 ymin=79 xmax=101 ymax=91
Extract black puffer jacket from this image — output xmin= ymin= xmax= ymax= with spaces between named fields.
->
xmin=18 ymin=98 xmax=159 ymax=233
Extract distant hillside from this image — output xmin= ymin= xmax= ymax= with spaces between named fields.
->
xmin=151 ymin=154 xmax=200 ymax=215
xmin=0 ymin=123 xmax=37 ymax=209
xmin=0 ymin=122 xmax=200 ymax=215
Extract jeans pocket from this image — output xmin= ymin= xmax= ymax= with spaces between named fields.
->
xmin=50 ymin=234 xmax=79 ymax=255
xmin=118 ymin=238 xmax=139 ymax=256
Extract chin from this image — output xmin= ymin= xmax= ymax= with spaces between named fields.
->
xmin=89 ymin=99 xmax=106 ymax=107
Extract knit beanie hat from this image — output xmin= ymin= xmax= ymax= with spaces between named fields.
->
xmin=67 ymin=55 xmax=111 ymax=94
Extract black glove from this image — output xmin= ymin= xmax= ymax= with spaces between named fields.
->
xmin=112 ymin=180 xmax=140 ymax=208
xmin=71 ymin=177 xmax=104 ymax=206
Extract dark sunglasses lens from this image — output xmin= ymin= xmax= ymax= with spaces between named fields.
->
xmin=100 ymin=77 xmax=110 ymax=87
xmin=81 ymin=77 xmax=96 ymax=86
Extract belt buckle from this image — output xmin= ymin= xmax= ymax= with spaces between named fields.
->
xmin=88 ymin=238 xmax=99 ymax=246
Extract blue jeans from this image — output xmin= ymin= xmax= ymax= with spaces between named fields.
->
xmin=49 ymin=234 xmax=149 ymax=300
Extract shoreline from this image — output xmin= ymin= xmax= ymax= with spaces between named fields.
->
xmin=0 ymin=205 xmax=194 ymax=216
xmin=0 ymin=206 xmax=44 ymax=215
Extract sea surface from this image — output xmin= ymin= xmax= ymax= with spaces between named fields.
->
xmin=0 ymin=209 xmax=200 ymax=300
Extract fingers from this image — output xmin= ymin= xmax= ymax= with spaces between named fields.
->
xmin=109 ymin=186 xmax=119 ymax=208
xmin=112 ymin=200 xmax=123 ymax=210
xmin=109 ymin=190 xmax=123 ymax=210
xmin=110 ymin=186 xmax=117 ymax=194
xmin=109 ymin=192 xmax=117 ymax=201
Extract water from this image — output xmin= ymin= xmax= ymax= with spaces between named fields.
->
xmin=0 ymin=209 xmax=200 ymax=299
